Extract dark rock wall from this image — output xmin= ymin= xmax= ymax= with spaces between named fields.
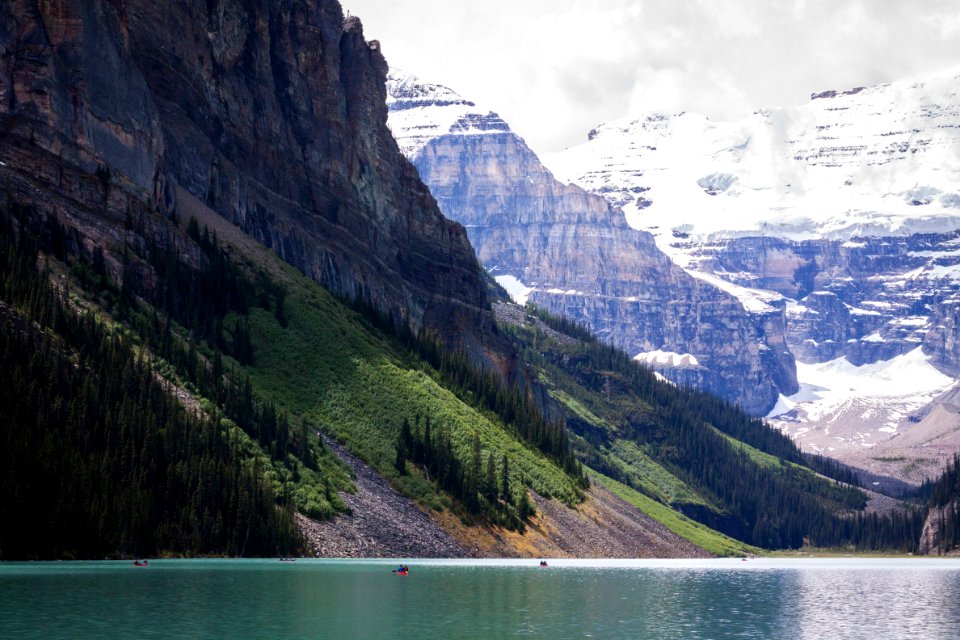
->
xmin=692 ymin=233 xmax=960 ymax=368
xmin=411 ymin=128 xmax=798 ymax=414
xmin=0 ymin=0 xmax=495 ymax=350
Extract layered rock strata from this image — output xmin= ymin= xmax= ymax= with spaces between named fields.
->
xmin=387 ymin=72 xmax=798 ymax=415
xmin=544 ymin=69 xmax=960 ymax=479
xmin=0 ymin=0 xmax=495 ymax=353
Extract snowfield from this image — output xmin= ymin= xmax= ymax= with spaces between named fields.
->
xmin=494 ymin=275 xmax=533 ymax=306
xmin=767 ymin=348 xmax=955 ymax=449
xmin=543 ymin=66 xmax=960 ymax=261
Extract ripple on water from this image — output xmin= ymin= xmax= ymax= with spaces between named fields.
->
xmin=2 ymin=558 xmax=960 ymax=639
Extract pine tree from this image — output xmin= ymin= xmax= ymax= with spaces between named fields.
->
xmin=485 ymin=452 xmax=497 ymax=501
xmin=501 ymin=454 xmax=512 ymax=504
xmin=518 ymin=489 xmax=534 ymax=521
xmin=395 ymin=418 xmax=410 ymax=475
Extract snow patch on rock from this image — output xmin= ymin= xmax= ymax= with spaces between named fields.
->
xmin=634 ymin=350 xmax=702 ymax=369
xmin=495 ymin=275 xmax=533 ymax=305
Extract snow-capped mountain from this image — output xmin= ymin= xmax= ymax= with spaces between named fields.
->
xmin=543 ymin=67 xmax=960 ymax=254
xmin=386 ymin=70 xmax=798 ymax=415
xmin=386 ymin=71 xmax=510 ymax=158
xmin=544 ymin=68 xmax=960 ymax=484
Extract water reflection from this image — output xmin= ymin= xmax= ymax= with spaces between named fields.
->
xmin=3 ymin=559 xmax=960 ymax=639
xmin=792 ymin=564 xmax=960 ymax=640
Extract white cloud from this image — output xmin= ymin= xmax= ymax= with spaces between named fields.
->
xmin=341 ymin=0 xmax=960 ymax=154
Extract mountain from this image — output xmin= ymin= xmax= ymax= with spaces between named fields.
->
xmin=0 ymin=0 xmax=494 ymax=356
xmin=386 ymin=72 xmax=798 ymax=416
xmin=0 ymin=0 xmax=763 ymax=559
xmin=1 ymin=0 xmax=946 ymax=558
xmin=545 ymin=68 xmax=960 ymax=486
xmin=0 ymin=0 xmax=582 ymax=558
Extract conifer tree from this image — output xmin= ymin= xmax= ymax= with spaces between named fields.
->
xmin=501 ymin=454 xmax=512 ymax=504
xmin=485 ymin=452 xmax=497 ymax=502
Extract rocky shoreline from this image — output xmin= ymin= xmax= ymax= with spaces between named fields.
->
xmin=300 ymin=438 xmax=711 ymax=559
xmin=298 ymin=438 xmax=467 ymax=558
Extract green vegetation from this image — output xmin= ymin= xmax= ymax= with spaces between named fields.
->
xmin=606 ymin=440 xmax=708 ymax=506
xmin=594 ymin=475 xmax=759 ymax=557
xmin=711 ymin=426 xmax=801 ymax=471
xmin=0 ymin=200 xmax=585 ymax=558
xmin=504 ymin=304 xmax=924 ymax=551
xmin=240 ymin=261 xmax=585 ymax=510
xmin=395 ymin=416 xmax=532 ymax=530
xmin=0 ymin=206 xmax=301 ymax=558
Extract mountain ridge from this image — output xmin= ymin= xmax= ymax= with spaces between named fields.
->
xmin=386 ymin=70 xmax=798 ymax=415
xmin=4 ymin=0 xmax=958 ymax=558
xmin=544 ymin=68 xmax=960 ymax=485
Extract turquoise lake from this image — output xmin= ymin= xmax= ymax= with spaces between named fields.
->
xmin=3 ymin=558 xmax=960 ymax=639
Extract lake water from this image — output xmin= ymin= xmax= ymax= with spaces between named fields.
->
xmin=3 ymin=558 xmax=960 ymax=639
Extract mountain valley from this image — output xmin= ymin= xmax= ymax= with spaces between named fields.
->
xmin=2 ymin=0 xmax=960 ymax=560
xmin=387 ymin=67 xmax=960 ymax=490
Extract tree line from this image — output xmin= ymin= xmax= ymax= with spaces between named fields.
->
xmin=394 ymin=415 xmax=534 ymax=531
xmin=0 ymin=204 xmax=300 ymax=558
xmin=511 ymin=304 xmax=927 ymax=551
xmin=918 ymin=454 xmax=960 ymax=553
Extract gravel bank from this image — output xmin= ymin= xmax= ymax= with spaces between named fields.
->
xmin=298 ymin=438 xmax=468 ymax=558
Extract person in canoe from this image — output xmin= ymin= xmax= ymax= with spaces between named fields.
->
xmin=133 ymin=559 xmax=149 ymax=567
xmin=539 ymin=560 xmax=548 ymax=567
xmin=393 ymin=565 xmax=409 ymax=575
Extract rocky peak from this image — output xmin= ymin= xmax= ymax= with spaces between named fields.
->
xmin=542 ymin=67 xmax=960 ymax=477
xmin=545 ymin=67 xmax=960 ymax=254
xmin=0 ymin=0 xmax=496 ymax=355
xmin=386 ymin=71 xmax=511 ymax=157
xmin=387 ymin=71 xmax=476 ymax=108
xmin=387 ymin=71 xmax=799 ymax=414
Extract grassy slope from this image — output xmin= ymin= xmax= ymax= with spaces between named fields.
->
xmin=228 ymin=262 xmax=583 ymax=511
xmin=500 ymin=308 xmax=870 ymax=550
xmin=505 ymin=322 xmax=766 ymax=551
xmin=178 ymin=191 xmax=583 ymax=514
xmin=606 ymin=440 xmax=710 ymax=507
xmin=593 ymin=475 xmax=759 ymax=557
xmin=711 ymin=426 xmax=807 ymax=473
xmin=522 ymin=325 xmax=726 ymax=512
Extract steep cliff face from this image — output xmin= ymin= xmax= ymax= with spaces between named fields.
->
xmin=698 ymin=232 xmax=960 ymax=370
xmin=0 ymin=0 xmax=493 ymax=349
xmin=545 ymin=69 xmax=960 ymax=250
xmin=387 ymin=72 xmax=798 ymax=414
xmin=926 ymin=300 xmax=960 ymax=376
xmin=544 ymin=70 xmax=960 ymax=479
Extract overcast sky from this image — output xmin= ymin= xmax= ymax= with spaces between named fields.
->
xmin=340 ymin=0 xmax=960 ymax=154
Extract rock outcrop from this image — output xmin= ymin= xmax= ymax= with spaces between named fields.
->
xmin=543 ymin=68 xmax=960 ymax=480
xmin=925 ymin=300 xmax=960 ymax=376
xmin=387 ymin=72 xmax=797 ymax=415
xmin=0 ymin=0 xmax=495 ymax=352
xmin=918 ymin=501 xmax=959 ymax=555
